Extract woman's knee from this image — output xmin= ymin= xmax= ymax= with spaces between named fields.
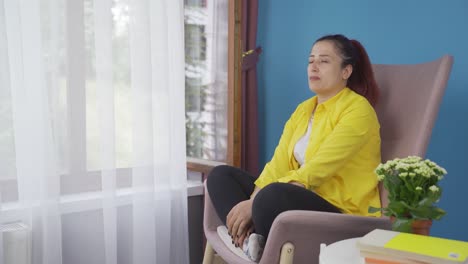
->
xmin=206 ymin=165 xmax=232 ymax=189
xmin=251 ymin=183 xmax=290 ymax=236
xmin=252 ymin=183 xmax=289 ymax=211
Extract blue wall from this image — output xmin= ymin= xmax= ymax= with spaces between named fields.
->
xmin=257 ymin=0 xmax=468 ymax=241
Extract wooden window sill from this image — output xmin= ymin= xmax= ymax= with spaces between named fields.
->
xmin=186 ymin=157 xmax=226 ymax=175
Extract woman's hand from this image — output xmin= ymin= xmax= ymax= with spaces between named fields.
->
xmin=227 ymin=199 xmax=253 ymax=247
xmin=236 ymin=225 xmax=254 ymax=249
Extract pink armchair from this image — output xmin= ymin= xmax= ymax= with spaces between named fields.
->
xmin=202 ymin=55 xmax=454 ymax=264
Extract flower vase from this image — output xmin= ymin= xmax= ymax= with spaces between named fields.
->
xmin=411 ymin=219 xmax=433 ymax=236
xmin=390 ymin=217 xmax=433 ymax=236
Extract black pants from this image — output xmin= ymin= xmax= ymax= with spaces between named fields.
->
xmin=206 ymin=165 xmax=341 ymax=238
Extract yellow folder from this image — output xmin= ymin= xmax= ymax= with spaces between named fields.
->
xmin=357 ymin=229 xmax=468 ymax=264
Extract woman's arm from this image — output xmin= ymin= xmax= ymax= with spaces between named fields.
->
xmin=254 ymin=104 xmax=304 ymax=188
xmin=250 ymin=186 xmax=261 ymax=200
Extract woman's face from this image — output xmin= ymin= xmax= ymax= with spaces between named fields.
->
xmin=307 ymin=40 xmax=352 ymax=98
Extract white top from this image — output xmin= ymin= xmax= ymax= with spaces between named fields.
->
xmin=293 ymin=117 xmax=313 ymax=166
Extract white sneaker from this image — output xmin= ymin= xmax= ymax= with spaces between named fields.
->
xmin=242 ymin=232 xmax=265 ymax=262
xmin=216 ymin=226 xmax=251 ymax=261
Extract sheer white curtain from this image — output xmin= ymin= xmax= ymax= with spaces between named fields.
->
xmin=0 ymin=0 xmax=188 ymax=263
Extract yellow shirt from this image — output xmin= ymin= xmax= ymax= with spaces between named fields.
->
xmin=255 ymin=88 xmax=381 ymax=216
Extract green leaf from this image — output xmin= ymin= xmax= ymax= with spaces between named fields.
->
xmin=392 ymin=218 xmax=413 ymax=233
xmin=418 ymin=196 xmax=439 ymax=208
xmin=386 ymin=174 xmax=402 ymax=187
xmin=368 ymin=206 xmax=382 ymax=214
xmin=387 ymin=201 xmax=410 ymax=217
xmin=410 ymin=206 xmax=446 ymax=220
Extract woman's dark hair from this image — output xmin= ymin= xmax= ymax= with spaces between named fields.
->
xmin=315 ymin=34 xmax=379 ymax=107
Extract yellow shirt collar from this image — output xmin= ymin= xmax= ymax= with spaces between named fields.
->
xmin=307 ymin=87 xmax=352 ymax=114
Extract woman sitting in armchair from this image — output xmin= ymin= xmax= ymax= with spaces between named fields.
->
xmin=206 ymin=34 xmax=381 ymax=262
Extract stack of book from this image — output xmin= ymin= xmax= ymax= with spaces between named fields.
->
xmin=357 ymin=229 xmax=468 ymax=264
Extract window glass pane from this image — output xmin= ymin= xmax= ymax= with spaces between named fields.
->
xmin=0 ymin=69 xmax=16 ymax=183
xmin=185 ymin=0 xmax=228 ymax=161
xmin=85 ymin=0 xmax=99 ymax=171
xmin=85 ymin=0 xmax=132 ymax=170
xmin=184 ymin=0 xmax=207 ymax=8
xmin=1 ymin=0 xmax=228 ymax=189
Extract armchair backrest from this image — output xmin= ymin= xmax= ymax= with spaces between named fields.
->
xmin=372 ymin=55 xmax=453 ymax=208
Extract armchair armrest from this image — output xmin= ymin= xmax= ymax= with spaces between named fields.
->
xmin=259 ymin=210 xmax=392 ymax=264
xmin=203 ymin=181 xmax=223 ymax=231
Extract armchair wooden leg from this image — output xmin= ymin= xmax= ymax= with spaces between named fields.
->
xmin=202 ymin=242 xmax=215 ymax=264
xmin=279 ymin=242 xmax=295 ymax=264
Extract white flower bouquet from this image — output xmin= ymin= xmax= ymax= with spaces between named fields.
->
xmin=369 ymin=156 xmax=447 ymax=232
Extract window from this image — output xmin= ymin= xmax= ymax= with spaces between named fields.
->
xmin=0 ymin=65 xmax=15 ymax=198
xmin=184 ymin=0 xmax=207 ymax=8
xmin=86 ymin=0 xmax=133 ymax=170
xmin=185 ymin=24 xmax=206 ymax=62
xmin=0 ymin=0 xmax=136 ymax=197
xmin=0 ymin=0 xmax=236 ymax=201
xmin=184 ymin=0 xmax=229 ymax=162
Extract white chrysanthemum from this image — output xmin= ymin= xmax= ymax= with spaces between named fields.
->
xmin=407 ymin=156 xmax=422 ymax=163
xmin=416 ymin=186 xmax=423 ymax=191
xmin=413 ymin=164 xmax=432 ymax=178
xmin=429 ymin=185 xmax=439 ymax=192
xmin=396 ymin=163 xmax=410 ymax=171
xmin=383 ymin=163 xmax=390 ymax=170
xmin=399 ymin=172 xmax=408 ymax=178
xmin=424 ymin=160 xmax=436 ymax=168
xmin=377 ymin=174 xmax=385 ymax=181
xmin=376 ymin=164 xmax=383 ymax=171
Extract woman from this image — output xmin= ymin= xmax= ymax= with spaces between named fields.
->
xmin=206 ymin=34 xmax=382 ymax=262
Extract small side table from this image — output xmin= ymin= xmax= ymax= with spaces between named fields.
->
xmin=319 ymin=238 xmax=364 ymax=264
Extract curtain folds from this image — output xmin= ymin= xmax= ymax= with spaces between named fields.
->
xmin=0 ymin=0 xmax=188 ymax=263
xmin=241 ymin=0 xmax=261 ymax=176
